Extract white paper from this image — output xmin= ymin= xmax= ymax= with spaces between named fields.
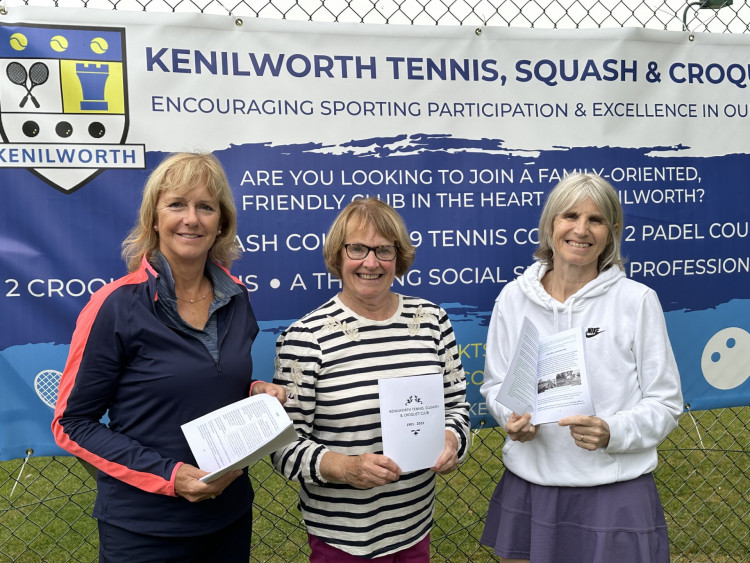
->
xmin=378 ymin=373 xmax=445 ymax=472
xmin=496 ymin=317 xmax=594 ymax=425
xmin=181 ymin=393 xmax=297 ymax=483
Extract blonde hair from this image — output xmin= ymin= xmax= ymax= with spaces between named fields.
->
xmin=121 ymin=152 xmax=239 ymax=272
xmin=323 ymin=198 xmax=416 ymax=279
xmin=534 ymin=173 xmax=624 ymax=272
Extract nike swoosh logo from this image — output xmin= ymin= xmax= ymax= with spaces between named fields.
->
xmin=586 ymin=328 xmax=604 ymax=338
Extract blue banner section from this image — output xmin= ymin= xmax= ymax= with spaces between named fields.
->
xmin=0 ymin=344 xmax=70 ymax=457
xmin=0 ymin=24 xmax=123 ymax=60
xmin=3 ymin=140 xmax=750 ymax=459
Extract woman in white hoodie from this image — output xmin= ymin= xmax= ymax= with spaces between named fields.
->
xmin=480 ymin=173 xmax=683 ymax=563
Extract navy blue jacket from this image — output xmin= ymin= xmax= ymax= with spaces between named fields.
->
xmin=53 ymin=257 xmax=258 ymax=535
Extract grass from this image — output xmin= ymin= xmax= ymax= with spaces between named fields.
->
xmin=0 ymin=407 xmax=747 ymax=562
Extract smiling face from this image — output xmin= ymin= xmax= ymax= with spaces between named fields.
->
xmin=154 ymin=182 xmax=221 ymax=269
xmin=340 ymin=219 xmax=397 ymax=308
xmin=551 ymin=197 xmax=613 ymax=279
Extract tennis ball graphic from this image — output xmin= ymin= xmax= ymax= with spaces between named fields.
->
xmin=10 ymin=33 xmax=28 ymax=51
xmin=90 ymin=37 xmax=108 ymax=54
xmin=50 ymin=35 xmax=69 ymax=53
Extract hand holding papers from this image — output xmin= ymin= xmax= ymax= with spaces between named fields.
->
xmin=181 ymin=393 xmax=296 ymax=483
xmin=495 ymin=317 xmax=594 ymax=425
xmin=378 ymin=374 xmax=445 ymax=472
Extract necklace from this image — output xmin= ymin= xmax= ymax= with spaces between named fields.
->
xmin=176 ymin=282 xmax=212 ymax=304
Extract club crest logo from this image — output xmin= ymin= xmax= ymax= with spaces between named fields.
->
xmin=0 ymin=23 xmax=145 ymax=192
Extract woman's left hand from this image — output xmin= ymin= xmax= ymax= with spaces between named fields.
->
xmin=431 ymin=430 xmax=459 ymax=474
xmin=558 ymin=415 xmax=610 ymax=451
xmin=251 ymin=381 xmax=288 ymax=404
xmin=174 ymin=463 xmax=242 ymax=502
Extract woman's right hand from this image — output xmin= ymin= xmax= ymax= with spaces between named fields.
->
xmin=174 ymin=463 xmax=242 ymax=502
xmin=322 ymin=451 xmax=401 ymax=489
xmin=505 ymin=412 xmax=538 ymax=442
xmin=345 ymin=453 xmax=402 ymax=489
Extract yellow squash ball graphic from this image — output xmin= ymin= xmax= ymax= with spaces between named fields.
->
xmin=50 ymin=35 xmax=69 ymax=53
xmin=10 ymin=33 xmax=28 ymax=51
xmin=90 ymin=37 xmax=109 ymax=55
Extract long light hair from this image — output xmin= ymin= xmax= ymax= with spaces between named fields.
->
xmin=121 ymin=152 xmax=239 ymax=272
xmin=534 ymin=173 xmax=625 ymax=272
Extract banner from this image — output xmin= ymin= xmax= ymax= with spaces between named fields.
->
xmin=1 ymin=7 xmax=749 ymax=459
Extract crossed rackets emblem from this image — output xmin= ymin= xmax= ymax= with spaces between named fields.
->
xmin=6 ymin=61 xmax=49 ymax=108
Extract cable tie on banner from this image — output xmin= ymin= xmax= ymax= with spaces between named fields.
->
xmin=684 ymin=404 xmax=706 ymax=450
xmin=471 ymin=419 xmax=486 ymax=448
xmin=474 ymin=12 xmax=488 ymax=37
xmin=10 ymin=448 xmax=34 ymax=498
xmin=682 ymin=0 xmax=733 ymax=36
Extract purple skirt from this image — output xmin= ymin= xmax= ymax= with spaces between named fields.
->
xmin=481 ymin=470 xmax=670 ymax=563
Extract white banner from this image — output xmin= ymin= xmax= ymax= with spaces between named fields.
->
xmin=1 ymin=7 xmax=749 ymax=458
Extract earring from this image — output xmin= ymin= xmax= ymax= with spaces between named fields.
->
xmin=153 ymin=225 xmax=158 ymax=231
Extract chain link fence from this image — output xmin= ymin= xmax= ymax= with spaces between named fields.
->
xmin=0 ymin=0 xmax=746 ymax=29
xmin=1 ymin=0 xmax=749 ymax=560
xmin=0 ymin=408 xmax=748 ymax=561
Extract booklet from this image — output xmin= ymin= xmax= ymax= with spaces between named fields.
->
xmin=378 ymin=373 xmax=445 ymax=472
xmin=495 ymin=317 xmax=594 ymax=425
xmin=181 ymin=393 xmax=297 ymax=483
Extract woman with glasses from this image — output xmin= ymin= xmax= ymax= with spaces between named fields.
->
xmin=271 ymin=197 xmax=470 ymax=561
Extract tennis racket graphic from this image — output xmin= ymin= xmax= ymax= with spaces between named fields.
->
xmin=34 ymin=369 xmax=62 ymax=408
xmin=21 ymin=62 xmax=49 ymax=108
xmin=5 ymin=61 xmax=49 ymax=108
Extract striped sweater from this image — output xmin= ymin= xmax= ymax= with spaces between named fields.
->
xmin=271 ymin=293 xmax=470 ymax=558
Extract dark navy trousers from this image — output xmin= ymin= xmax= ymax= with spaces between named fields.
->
xmin=98 ymin=509 xmax=252 ymax=562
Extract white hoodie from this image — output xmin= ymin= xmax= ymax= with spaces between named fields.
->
xmin=481 ymin=261 xmax=683 ymax=487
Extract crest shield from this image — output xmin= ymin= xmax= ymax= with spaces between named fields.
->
xmin=0 ymin=23 xmax=141 ymax=192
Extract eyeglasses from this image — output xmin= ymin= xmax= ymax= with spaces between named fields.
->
xmin=343 ymin=243 xmax=398 ymax=261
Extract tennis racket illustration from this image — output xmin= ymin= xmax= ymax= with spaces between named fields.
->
xmin=22 ymin=62 xmax=49 ymax=108
xmin=34 ymin=369 xmax=62 ymax=408
xmin=6 ymin=61 xmax=49 ymax=108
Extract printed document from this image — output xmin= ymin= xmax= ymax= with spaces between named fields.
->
xmin=181 ymin=393 xmax=296 ymax=483
xmin=379 ymin=373 xmax=445 ymax=472
xmin=495 ymin=317 xmax=594 ymax=424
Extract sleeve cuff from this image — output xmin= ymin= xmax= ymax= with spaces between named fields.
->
xmin=249 ymin=380 xmax=261 ymax=396
xmin=447 ymin=426 xmax=469 ymax=459
xmin=169 ymin=461 xmax=184 ymax=497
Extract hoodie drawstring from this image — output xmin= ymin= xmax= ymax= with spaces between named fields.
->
xmin=566 ymin=297 xmax=575 ymax=329
xmin=551 ymin=297 xmax=576 ymax=331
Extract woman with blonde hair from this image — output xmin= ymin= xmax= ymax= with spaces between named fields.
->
xmin=53 ymin=152 xmax=285 ymax=562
